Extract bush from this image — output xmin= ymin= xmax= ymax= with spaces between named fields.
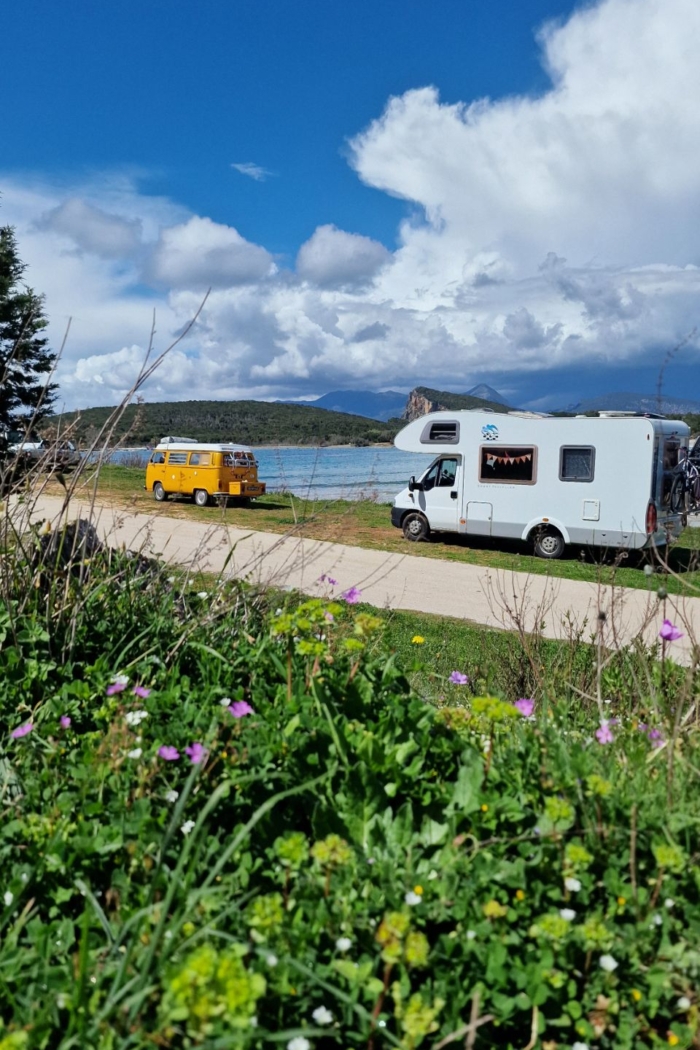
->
xmin=0 ymin=538 xmax=699 ymax=1049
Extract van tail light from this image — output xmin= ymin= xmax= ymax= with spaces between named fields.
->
xmin=646 ymin=500 xmax=658 ymax=535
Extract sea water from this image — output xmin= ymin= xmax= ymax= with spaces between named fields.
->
xmin=104 ymin=445 xmax=430 ymax=501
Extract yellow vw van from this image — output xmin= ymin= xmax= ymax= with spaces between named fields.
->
xmin=144 ymin=438 xmax=266 ymax=506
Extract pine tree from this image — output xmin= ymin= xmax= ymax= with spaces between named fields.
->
xmin=0 ymin=225 xmax=57 ymax=433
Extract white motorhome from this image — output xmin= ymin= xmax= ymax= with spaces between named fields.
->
xmin=390 ymin=411 xmax=689 ymax=558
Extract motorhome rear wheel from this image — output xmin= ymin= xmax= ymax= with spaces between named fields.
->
xmin=402 ymin=512 xmax=430 ymax=542
xmin=533 ymin=527 xmax=565 ymax=560
xmin=194 ymin=488 xmax=210 ymax=507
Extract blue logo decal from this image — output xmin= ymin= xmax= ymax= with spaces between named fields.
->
xmin=481 ymin=424 xmax=499 ymax=441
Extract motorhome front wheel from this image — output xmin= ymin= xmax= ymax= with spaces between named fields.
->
xmin=533 ymin=527 xmax=565 ymax=560
xmin=402 ymin=512 xmax=430 ymax=542
xmin=153 ymin=482 xmax=168 ymax=502
xmin=194 ymin=488 xmax=210 ymax=507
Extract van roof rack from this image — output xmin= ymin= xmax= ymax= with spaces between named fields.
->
xmin=160 ymin=435 xmax=199 ymax=443
xmin=597 ymin=411 xmax=666 ymax=419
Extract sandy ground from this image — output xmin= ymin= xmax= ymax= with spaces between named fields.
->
xmin=23 ymin=494 xmax=700 ymax=666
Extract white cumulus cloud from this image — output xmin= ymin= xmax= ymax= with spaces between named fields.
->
xmin=149 ymin=216 xmax=276 ymax=290
xmin=296 ymin=224 xmax=391 ymax=289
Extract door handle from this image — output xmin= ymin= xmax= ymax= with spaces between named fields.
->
xmin=450 ymin=491 xmax=458 ymax=499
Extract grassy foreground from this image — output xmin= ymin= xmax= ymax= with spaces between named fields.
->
xmin=47 ymin=463 xmax=700 ymax=597
xmin=1 ymin=517 xmax=699 ymax=1050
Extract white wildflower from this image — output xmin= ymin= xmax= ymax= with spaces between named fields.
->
xmin=287 ymin=1039 xmax=311 ymax=1050
xmin=180 ymin=820 xmax=195 ymax=836
xmin=572 ymin=1043 xmax=590 ymax=1050
xmin=466 ymin=929 xmax=476 ymax=940
xmin=312 ymin=1006 xmax=334 ymax=1025
xmin=404 ymin=891 xmax=422 ymax=906
xmin=20 ymin=873 xmax=28 ymax=883
xmin=599 ymin=954 xmax=618 ymax=972
xmin=335 ymin=937 xmax=352 ymax=952
xmin=125 ymin=710 xmax=148 ymax=726
xmin=197 ymin=591 xmax=208 ymax=599
xmin=265 ymin=953 xmax=278 ymax=967
xmin=664 ymin=898 xmax=675 ymax=909
xmin=559 ymin=908 xmax=576 ymax=921
xmin=652 ymin=913 xmax=662 ymax=926
xmin=111 ymin=673 xmax=129 ymax=686
xmin=564 ymin=876 xmax=581 ymax=892
xmin=165 ymin=789 xmax=179 ymax=802
xmin=127 ymin=748 xmax=143 ymax=759
xmin=677 ymin=996 xmax=691 ymax=1010
xmin=219 ymin=697 xmax=232 ymax=707
xmin=3 ymin=891 xmax=13 ymax=907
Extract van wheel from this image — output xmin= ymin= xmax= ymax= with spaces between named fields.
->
xmin=533 ymin=526 xmax=565 ymax=559
xmin=194 ymin=488 xmax=209 ymax=507
xmin=402 ymin=512 xmax=430 ymax=542
xmin=153 ymin=482 xmax=168 ymax=502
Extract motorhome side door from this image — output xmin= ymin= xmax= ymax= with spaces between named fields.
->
xmin=417 ymin=456 xmax=461 ymax=532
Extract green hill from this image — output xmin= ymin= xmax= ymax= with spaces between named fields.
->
xmin=50 ymin=399 xmax=401 ymax=448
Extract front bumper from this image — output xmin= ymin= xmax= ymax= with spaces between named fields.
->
xmin=390 ymin=506 xmax=403 ymax=529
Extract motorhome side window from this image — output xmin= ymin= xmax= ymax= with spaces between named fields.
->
xmin=559 ymin=446 xmax=595 ymax=482
xmin=422 ymin=457 xmax=459 ymax=491
xmin=479 ymin=446 xmax=536 ymax=484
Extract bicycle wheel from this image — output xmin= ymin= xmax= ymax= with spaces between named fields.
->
xmin=670 ymin=472 xmax=686 ymax=514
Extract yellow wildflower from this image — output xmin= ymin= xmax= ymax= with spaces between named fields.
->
xmin=516 ymin=889 xmax=526 ymax=901
xmin=483 ymin=899 xmax=508 ymax=919
xmin=631 ymin=989 xmax=642 ymax=1002
xmin=411 ymin=635 xmax=425 ymax=644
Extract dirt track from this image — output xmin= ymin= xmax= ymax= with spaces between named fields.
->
xmin=28 ymin=494 xmax=700 ymax=665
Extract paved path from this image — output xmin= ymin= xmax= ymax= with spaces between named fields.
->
xmin=25 ymin=495 xmax=700 ymax=666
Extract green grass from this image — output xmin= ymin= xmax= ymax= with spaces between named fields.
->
xmin=47 ymin=463 xmax=700 ymax=597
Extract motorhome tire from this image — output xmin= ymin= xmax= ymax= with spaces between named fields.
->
xmin=153 ymin=482 xmax=168 ymax=502
xmin=194 ymin=488 xmax=210 ymax=507
xmin=402 ymin=512 xmax=430 ymax=542
xmin=533 ymin=527 xmax=565 ymax=560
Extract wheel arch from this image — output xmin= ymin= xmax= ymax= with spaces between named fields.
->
xmin=522 ymin=517 xmax=570 ymax=545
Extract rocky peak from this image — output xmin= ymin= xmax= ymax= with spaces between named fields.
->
xmin=402 ymin=389 xmax=447 ymax=421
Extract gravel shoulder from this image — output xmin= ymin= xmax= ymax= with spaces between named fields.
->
xmin=28 ymin=494 xmax=700 ymax=665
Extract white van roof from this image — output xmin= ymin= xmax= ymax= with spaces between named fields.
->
xmin=155 ymin=441 xmax=255 ymax=454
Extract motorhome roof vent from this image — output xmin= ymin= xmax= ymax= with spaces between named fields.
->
xmin=420 ymin=420 xmax=460 ymax=444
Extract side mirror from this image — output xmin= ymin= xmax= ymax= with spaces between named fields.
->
xmin=408 ymin=475 xmax=420 ymax=492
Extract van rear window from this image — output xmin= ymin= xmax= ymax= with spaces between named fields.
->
xmin=420 ymin=420 xmax=460 ymax=444
xmin=479 ymin=446 xmax=536 ymax=484
xmin=560 ymin=446 xmax=595 ymax=481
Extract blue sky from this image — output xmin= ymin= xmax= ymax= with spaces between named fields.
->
xmin=2 ymin=0 xmax=700 ymax=411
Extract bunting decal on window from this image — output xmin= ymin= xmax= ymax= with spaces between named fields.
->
xmin=485 ymin=452 xmax=533 ymax=467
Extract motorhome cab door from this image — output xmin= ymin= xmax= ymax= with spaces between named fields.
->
xmin=417 ymin=455 xmax=461 ymax=531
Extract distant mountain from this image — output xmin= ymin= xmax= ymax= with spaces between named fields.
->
xmin=295 ymin=389 xmax=408 ymax=422
xmin=567 ymin=391 xmax=700 ymax=415
xmin=403 ymin=386 xmax=511 ymax=421
xmin=464 ymin=383 xmax=511 ymax=406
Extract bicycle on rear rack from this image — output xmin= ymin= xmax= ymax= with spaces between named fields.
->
xmin=670 ymin=451 xmax=700 ymax=515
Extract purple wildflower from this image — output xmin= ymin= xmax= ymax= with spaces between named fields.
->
xmin=132 ymin=686 xmax=151 ymax=699
xmin=185 ymin=742 xmax=208 ymax=765
xmin=513 ymin=698 xmax=535 ymax=717
xmin=106 ymin=681 xmax=127 ymax=696
xmin=648 ymin=728 xmax=664 ymax=744
xmin=10 ymin=722 xmax=33 ymax=739
xmin=595 ymin=721 xmax=614 ymax=744
xmin=341 ymin=586 xmax=362 ymax=604
xmin=449 ymin=671 xmax=469 ymax=685
xmin=60 ymin=715 xmax=71 ymax=729
xmin=324 ymin=611 xmax=335 ymax=622
xmin=319 ymin=574 xmax=338 ymax=587
xmin=228 ymin=700 xmax=254 ymax=718
xmin=659 ymin=619 xmax=684 ymax=642
xmin=158 ymin=745 xmax=180 ymax=761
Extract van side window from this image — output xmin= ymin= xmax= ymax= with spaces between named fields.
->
xmin=419 ymin=420 xmax=460 ymax=444
xmin=560 ymin=446 xmax=595 ymax=482
xmin=422 ymin=457 xmax=459 ymax=490
xmin=151 ymin=451 xmax=165 ymax=464
xmin=479 ymin=446 xmax=536 ymax=484
xmin=189 ymin=453 xmax=210 ymax=466
xmin=167 ymin=452 xmax=188 ymax=464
